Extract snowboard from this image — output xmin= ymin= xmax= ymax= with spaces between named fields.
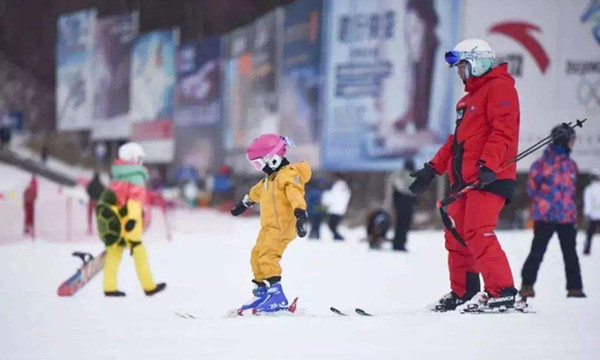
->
xmin=57 ymin=251 xmax=106 ymax=296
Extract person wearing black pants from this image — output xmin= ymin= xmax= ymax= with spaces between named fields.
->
xmin=322 ymin=173 xmax=351 ymax=241
xmin=328 ymin=214 xmax=344 ymax=240
xmin=521 ymin=222 xmax=583 ymax=293
xmin=306 ymin=177 xmax=327 ymax=240
xmin=583 ymin=169 xmax=600 ymax=255
xmin=519 ymin=124 xmax=585 ymax=298
xmin=385 ymin=160 xmax=417 ymax=251
xmin=393 ymin=189 xmax=416 ymax=251
xmin=584 ymin=221 xmax=600 ymax=255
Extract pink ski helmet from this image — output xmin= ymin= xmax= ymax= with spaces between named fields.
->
xmin=246 ymin=134 xmax=291 ymax=171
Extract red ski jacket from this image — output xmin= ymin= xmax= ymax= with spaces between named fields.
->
xmin=24 ymin=178 xmax=38 ymax=203
xmin=430 ymin=64 xmax=520 ymax=199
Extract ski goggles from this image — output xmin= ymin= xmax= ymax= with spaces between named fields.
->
xmin=249 ymin=157 xmax=267 ymax=170
xmin=444 ymin=50 xmax=495 ymax=67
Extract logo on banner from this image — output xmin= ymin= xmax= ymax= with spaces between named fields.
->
xmin=581 ymin=0 xmax=600 ymax=44
xmin=578 ymin=77 xmax=600 ymax=110
xmin=489 ymin=22 xmax=550 ymax=74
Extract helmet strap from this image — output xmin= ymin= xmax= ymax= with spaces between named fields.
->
xmin=463 ymin=62 xmax=472 ymax=82
xmin=261 ymin=157 xmax=289 ymax=175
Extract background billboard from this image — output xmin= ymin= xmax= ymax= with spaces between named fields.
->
xmin=91 ymin=12 xmax=139 ymax=140
xmin=321 ymin=0 xmax=460 ymax=171
xmin=130 ymin=29 xmax=179 ymax=163
xmin=462 ymin=0 xmax=600 ymax=172
xmin=56 ymin=9 xmax=96 ymax=131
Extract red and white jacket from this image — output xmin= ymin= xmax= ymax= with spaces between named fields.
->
xmin=430 ymin=63 xmax=520 ymax=199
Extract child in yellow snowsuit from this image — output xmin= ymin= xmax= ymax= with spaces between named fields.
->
xmin=96 ymin=142 xmax=166 ymax=297
xmin=231 ymin=134 xmax=311 ymax=314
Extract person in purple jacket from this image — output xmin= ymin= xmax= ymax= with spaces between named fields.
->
xmin=519 ymin=124 xmax=585 ymax=298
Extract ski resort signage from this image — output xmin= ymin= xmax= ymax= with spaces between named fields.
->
xmin=463 ymin=0 xmax=600 ymax=172
xmin=56 ymin=9 xmax=96 ymax=131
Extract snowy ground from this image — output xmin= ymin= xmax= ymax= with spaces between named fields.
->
xmin=1 ymin=203 xmax=599 ymax=359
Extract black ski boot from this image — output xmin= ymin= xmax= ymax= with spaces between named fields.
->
xmin=460 ymin=287 xmax=520 ymax=313
xmin=105 ymin=290 xmax=126 ymax=297
xmin=432 ymin=292 xmax=466 ymax=312
xmin=431 ymin=272 xmax=480 ymax=312
xmin=145 ymin=282 xmax=167 ymax=296
xmin=487 ymin=287 xmax=518 ymax=308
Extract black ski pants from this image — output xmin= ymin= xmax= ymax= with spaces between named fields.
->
xmin=521 ymin=221 xmax=583 ymax=290
xmin=328 ymin=214 xmax=344 ymax=240
xmin=393 ymin=190 xmax=415 ymax=251
xmin=584 ymin=220 xmax=600 ymax=255
xmin=308 ymin=212 xmax=324 ymax=239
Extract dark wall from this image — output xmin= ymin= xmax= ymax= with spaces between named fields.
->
xmin=0 ymin=0 xmax=294 ymax=87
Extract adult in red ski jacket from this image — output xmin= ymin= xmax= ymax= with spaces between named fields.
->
xmin=409 ymin=39 xmax=520 ymax=312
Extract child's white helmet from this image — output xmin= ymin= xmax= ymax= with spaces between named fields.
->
xmin=118 ymin=142 xmax=145 ymax=164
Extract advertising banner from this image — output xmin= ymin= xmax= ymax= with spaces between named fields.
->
xmin=322 ymin=0 xmax=460 ymax=171
xmin=246 ymin=10 xmax=281 ymax=145
xmin=280 ymin=0 xmax=323 ymax=165
xmin=174 ymin=37 xmax=224 ymax=172
xmin=91 ymin=12 xmax=139 ymax=140
xmin=130 ymin=29 xmax=179 ymax=163
xmin=463 ymin=0 xmax=600 ymax=172
xmin=223 ymin=25 xmax=254 ymax=152
xmin=56 ymin=9 xmax=96 ymax=131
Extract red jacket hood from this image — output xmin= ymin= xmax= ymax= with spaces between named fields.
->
xmin=465 ymin=63 xmax=514 ymax=93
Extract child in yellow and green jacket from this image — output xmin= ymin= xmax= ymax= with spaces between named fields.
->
xmin=96 ymin=142 xmax=166 ymax=297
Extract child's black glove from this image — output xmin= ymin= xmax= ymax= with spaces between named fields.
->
xmin=294 ymin=208 xmax=309 ymax=238
xmin=231 ymin=195 xmax=255 ymax=216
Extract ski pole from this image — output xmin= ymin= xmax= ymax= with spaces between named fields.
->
xmin=437 ymin=118 xmax=587 ymax=246
xmin=439 ymin=118 xmax=586 ymax=208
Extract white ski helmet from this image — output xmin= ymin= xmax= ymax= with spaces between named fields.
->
xmin=118 ymin=142 xmax=145 ymax=164
xmin=445 ymin=39 xmax=495 ymax=78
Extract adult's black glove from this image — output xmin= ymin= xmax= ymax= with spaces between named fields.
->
xmin=294 ymin=208 xmax=309 ymax=238
xmin=409 ymin=163 xmax=437 ymax=195
xmin=477 ymin=162 xmax=497 ymax=187
xmin=231 ymin=195 xmax=255 ymax=216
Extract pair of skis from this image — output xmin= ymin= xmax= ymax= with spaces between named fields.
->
xmin=175 ymin=304 xmax=374 ymax=320
xmin=330 ymin=307 xmax=372 ymax=316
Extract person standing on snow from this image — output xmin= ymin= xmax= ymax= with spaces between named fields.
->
xmin=519 ymin=125 xmax=585 ymax=298
xmin=384 ymin=159 xmax=417 ymax=252
xmin=306 ymin=176 xmax=327 ymax=240
xmin=409 ymin=39 xmax=521 ymax=312
xmin=230 ymin=134 xmax=310 ymax=315
xmin=96 ymin=142 xmax=166 ymax=297
xmin=322 ymin=173 xmax=351 ymax=241
xmin=583 ymin=169 xmax=600 ymax=255
xmin=23 ymin=174 xmax=38 ymax=236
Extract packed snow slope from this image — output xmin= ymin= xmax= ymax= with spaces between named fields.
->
xmin=1 ymin=207 xmax=599 ymax=360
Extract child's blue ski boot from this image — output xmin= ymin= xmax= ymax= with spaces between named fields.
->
xmin=237 ymin=282 xmax=268 ymax=316
xmin=252 ymin=282 xmax=297 ymax=315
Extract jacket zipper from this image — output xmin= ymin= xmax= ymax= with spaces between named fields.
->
xmin=269 ymin=174 xmax=283 ymax=238
xmin=452 ymin=107 xmax=464 ymax=188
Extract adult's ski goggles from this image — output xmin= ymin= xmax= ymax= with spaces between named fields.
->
xmin=444 ymin=50 xmax=495 ymax=67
